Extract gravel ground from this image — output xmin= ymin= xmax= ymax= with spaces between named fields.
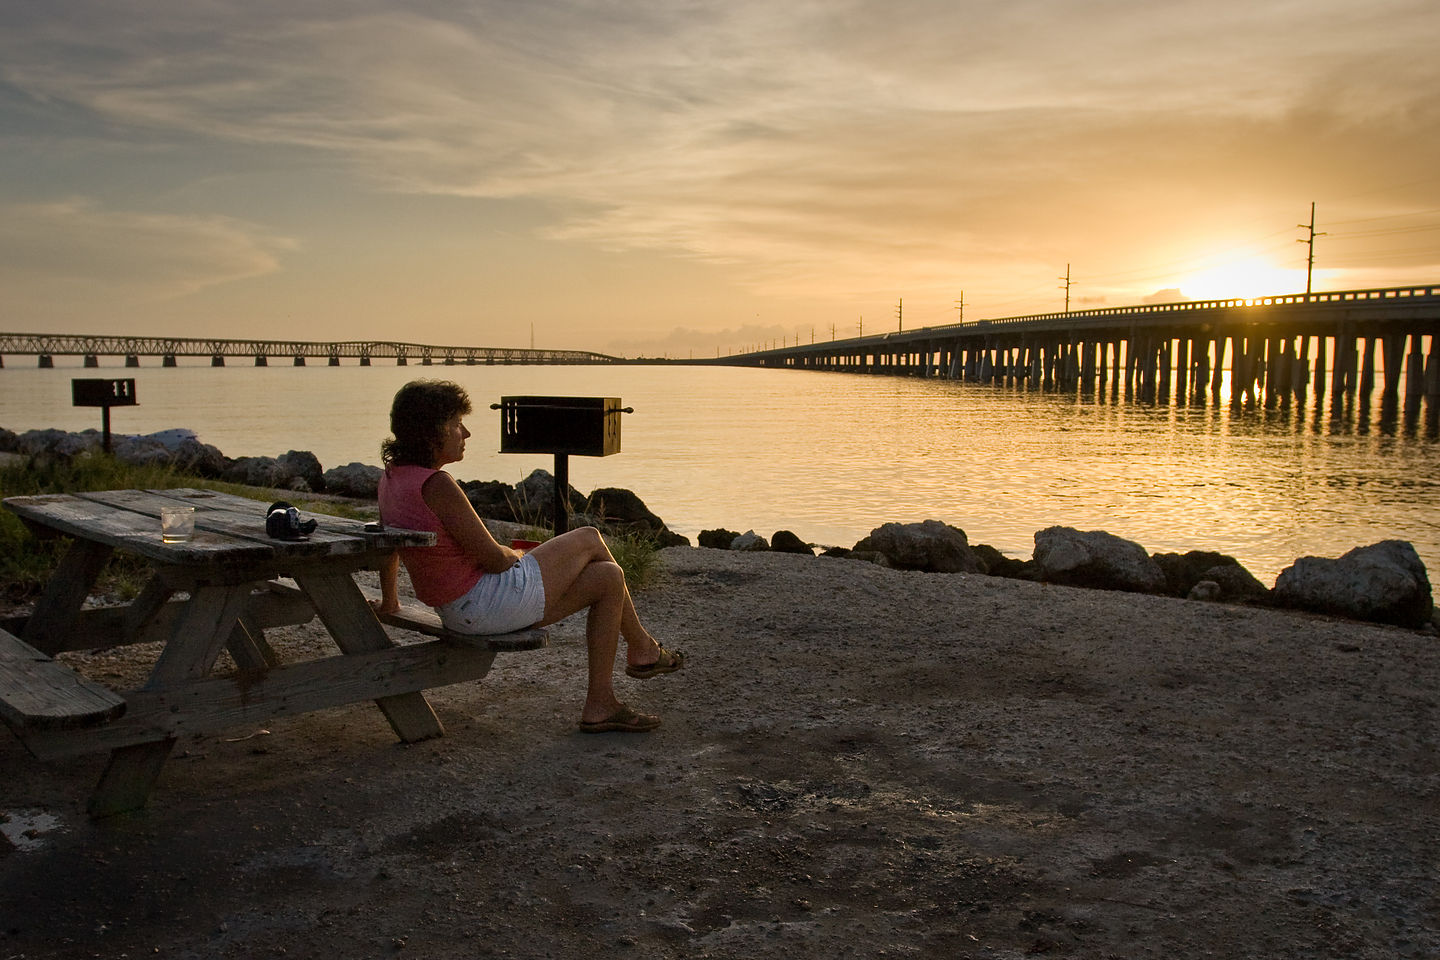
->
xmin=2 ymin=547 xmax=1437 ymax=959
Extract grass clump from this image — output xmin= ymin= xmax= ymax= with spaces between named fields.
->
xmin=607 ymin=531 xmax=662 ymax=589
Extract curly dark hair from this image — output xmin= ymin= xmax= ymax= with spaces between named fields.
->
xmin=381 ymin=379 xmax=473 ymax=468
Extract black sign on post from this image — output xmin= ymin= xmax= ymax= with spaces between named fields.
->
xmin=71 ymin=378 xmax=138 ymax=453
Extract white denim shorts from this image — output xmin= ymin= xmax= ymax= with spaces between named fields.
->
xmin=437 ymin=553 xmax=546 ymax=635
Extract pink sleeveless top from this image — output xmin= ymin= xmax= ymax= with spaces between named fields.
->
xmin=377 ymin=465 xmax=484 ymax=607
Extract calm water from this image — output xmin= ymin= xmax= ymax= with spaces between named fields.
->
xmin=3 ymin=361 xmax=1439 ymax=583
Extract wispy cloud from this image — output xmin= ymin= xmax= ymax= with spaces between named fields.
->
xmin=1 ymin=0 xmax=1436 ymax=335
xmin=0 ymin=199 xmax=292 ymax=315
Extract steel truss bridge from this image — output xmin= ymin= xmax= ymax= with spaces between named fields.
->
xmin=0 ymin=335 xmax=616 ymax=367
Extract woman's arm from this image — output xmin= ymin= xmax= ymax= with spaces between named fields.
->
xmin=421 ymin=470 xmax=521 ymax=574
xmin=373 ymin=550 xmax=401 ymax=615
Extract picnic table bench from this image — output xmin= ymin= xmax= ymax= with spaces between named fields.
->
xmin=1 ymin=487 xmax=547 ymax=817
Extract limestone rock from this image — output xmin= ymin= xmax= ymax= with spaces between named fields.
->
xmin=1274 ymin=540 xmax=1433 ymax=628
xmin=224 ymin=455 xmax=308 ymax=491
xmin=1152 ymin=550 xmax=1270 ymax=603
xmin=171 ymin=438 xmax=229 ymax=478
xmin=971 ymin=543 xmax=1032 ymax=579
xmin=586 ymin=487 xmax=689 ymax=546
xmin=278 ymin=450 xmax=325 ymax=493
xmin=1198 ymin=563 xmax=1272 ymax=604
xmin=1187 ymin=580 xmax=1223 ymax=602
xmin=18 ymin=428 xmax=97 ymax=458
xmin=731 ymin=530 xmax=770 ymax=552
xmin=699 ymin=528 xmax=742 ymax=550
xmin=461 ymin=480 xmax=517 ymax=521
xmin=323 ymin=462 xmax=383 ymax=499
xmin=868 ymin=520 xmax=981 ymax=574
xmin=513 ymin=469 xmax=584 ymax=526
xmin=111 ymin=435 xmax=172 ymax=468
xmin=771 ymin=530 xmax=814 ymax=555
xmin=1032 ymin=526 xmax=1167 ymax=593
xmin=144 ymin=428 xmax=199 ymax=451
xmin=588 ymin=487 xmax=664 ymax=530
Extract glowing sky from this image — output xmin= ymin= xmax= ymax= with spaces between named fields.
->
xmin=2 ymin=0 xmax=1437 ymax=357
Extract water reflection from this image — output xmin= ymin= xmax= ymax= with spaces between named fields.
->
xmin=0 ymin=362 xmax=1436 ymax=583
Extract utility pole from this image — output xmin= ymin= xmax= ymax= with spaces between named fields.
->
xmin=1059 ymin=264 xmax=1073 ymax=313
xmin=1297 ymin=202 xmax=1326 ymax=298
xmin=896 ymin=298 xmax=903 ymax=332
xmin=859 ymin=315 xmax=864 ymax=338
xmin=954 ymin=292 xmax=964 ymax=323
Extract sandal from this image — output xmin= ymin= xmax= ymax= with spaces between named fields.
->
xmin=578 ymin=705 xmax=662 ymax=734
xmin=626 ymin=645 xmax=685 ymax=679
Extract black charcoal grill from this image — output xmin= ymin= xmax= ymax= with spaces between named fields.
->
xmin=492 ymin=396 xmax=632 ymax=533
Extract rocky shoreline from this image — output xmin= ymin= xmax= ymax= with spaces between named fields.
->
xmin=3 ymin=425 xmax=1435 ymax=632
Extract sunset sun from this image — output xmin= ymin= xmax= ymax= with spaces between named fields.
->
xmin=1178 ymin=254 xmax=1308 ymax=302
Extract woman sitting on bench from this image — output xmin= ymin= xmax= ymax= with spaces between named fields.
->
xmin=374 ymin=379 xmax=683 ymax=734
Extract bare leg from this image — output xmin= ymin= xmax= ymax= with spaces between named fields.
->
xmin=529 ymin=527 xmax=663 ymax=723
xmin=531 ymin=527 xmax=661 ymax=663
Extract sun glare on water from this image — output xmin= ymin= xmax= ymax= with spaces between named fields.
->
xmin=1178 ymin=255 xmax=1307 ymax=302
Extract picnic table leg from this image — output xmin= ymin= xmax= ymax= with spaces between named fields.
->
xmin=20 ymin=540 xmax=113 ymax=654
xmin=88 ymin=742 xmax=177 ymax=818
xmin=293 ymin=569 xmax=445 ymax=743
xmin=226 ymin=613 xmax=279 ymax=672
xmin=88 ymin=582 xmax=254 ymax=817
xmin=121 ymin=575 xmax=176 ymax=642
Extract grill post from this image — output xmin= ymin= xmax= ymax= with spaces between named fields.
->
xmin=553 ymin=453 xmax=570 ymax=534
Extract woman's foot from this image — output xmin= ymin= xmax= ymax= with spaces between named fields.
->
xmin=578 ymin=704 xmax=661 ymax=733
xmin=626 ymin=645 xmax=685 ymax=679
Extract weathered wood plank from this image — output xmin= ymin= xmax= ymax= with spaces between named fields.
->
xmin=0 ymin=585 xmax=318 ymax=654
xmin=134 ymin=488 xmax=433 ymax=554
xmin=5 ymin=492 xmax=273 ymax=565
xmin=84 ymin=581 xmax=256 ymax=815
xmin=0 ymin=628 xmax=126 ymax=732
xmin=5 ymin=490 xmax=430 ymax=571
xmin=22 ymin=640 xmax=499 ymax=759
xmin=148 ymin=583 xmax=255 ymax=687
xmin=294 ymin=569 xmax=445 ymax=743
xmin=89 ymin=741 xmax=177 ymax=818
xmin=19 ymin=539 xmax=113 ymax=655
xmin=225 ymin=614 xmax=279 ymax=673
xmin=352 ymin=585 xmax=549 ymax=652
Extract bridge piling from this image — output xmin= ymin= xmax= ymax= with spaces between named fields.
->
xmin=1406 ymin=335 xmax=1426 ymax=406
xmin=1359 ymin=338 xmax=1376 ymax=396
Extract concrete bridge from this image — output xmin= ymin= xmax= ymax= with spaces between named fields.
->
xmin=0 ymin=335 xmax=616 ymax=368
xmin=723 ymin=284 xmax=1440 ymax=407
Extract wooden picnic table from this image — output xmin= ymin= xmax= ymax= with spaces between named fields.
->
xmin=1 ymin=487 xmax=546 ymax=817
